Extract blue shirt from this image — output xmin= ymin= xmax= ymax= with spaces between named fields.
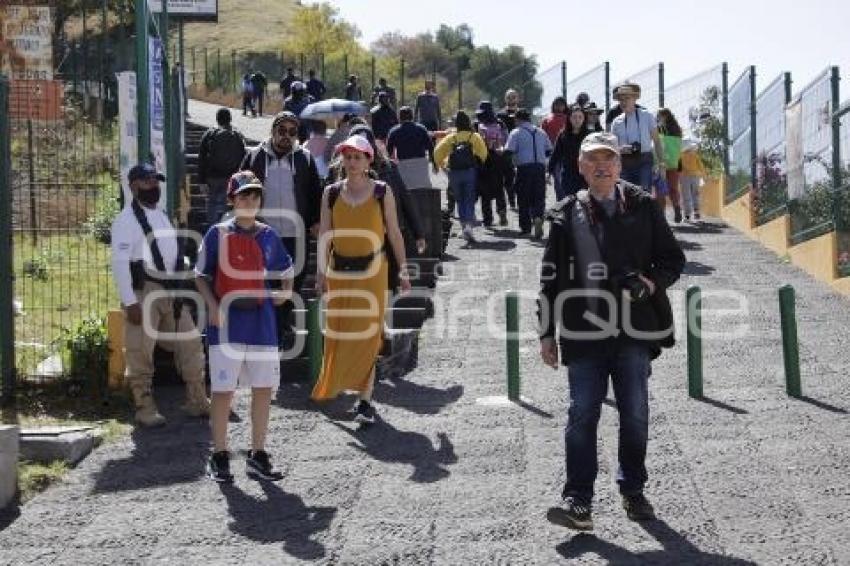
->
xmin=196 ymin=220 xmax=293 ymax=347
xmin=386 ymin=121 xmax=433 ymax=160
xmin=505 ymin=123 xmax=553 ymax=166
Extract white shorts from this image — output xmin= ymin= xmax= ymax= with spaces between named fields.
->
xmin=208 ymin=344 xmax=281 ymax=393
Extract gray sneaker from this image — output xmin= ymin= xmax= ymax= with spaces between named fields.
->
xmin=532 ymin=217 xmax=544 ymax=240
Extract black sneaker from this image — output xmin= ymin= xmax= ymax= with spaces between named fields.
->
xmin=674 ymin=208 xmax=683 ymax=223
xmin=622 ymin=492 xmax=656 ymax=521
xmin=207 ymin=451 xmax=234 ymax=484
xmin=546 ymin=497 xmax=593 ymax=530
xmin=246 ymin=450 xmax=284 ymax=481
xmin=354 ymin=400 xmax=376 ymax=425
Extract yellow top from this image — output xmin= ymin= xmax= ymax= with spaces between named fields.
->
xmin=311 ymin=192 xmax=389 ymax=401
xmin=680 ymin=149 xmax=706 ymax=177
xmin=433 ymin=130 xmax=489 ymax=169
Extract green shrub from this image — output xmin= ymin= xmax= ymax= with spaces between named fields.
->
xmin=22 ymin=255 xmax=49 ymax=281
xmin=60 ymin=316 xmax=109 ymax=393
xmin=86 ymin=194 xmax=121 ymax=245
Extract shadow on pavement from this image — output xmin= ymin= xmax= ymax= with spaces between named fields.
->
xmin=674 ymin=222 xmax=725 ymax=235
xmin=92 ymin=386 xmax=211 ymax=493
xmin=0 ymin=505 xmax=20 ymax=533
xmin=516 ymin=398 xmax=554 ymax=419
xmin=695 ymin=396 xmax=749 ymax=415
xmin=556 ymin=518 xmax=757 ymax=564
xmin=372 ymin=378 xmax=463 ymax=415
xmin=220 ymin=481 xmax=336 ymax=561
xmin=329 ymin=420 xmax=457 ymax=483
xmin=794 ymin=395 xmax=847 ymax=414
xmin=677 ymin=239 xmax=704 ymax=251
xmin=683 ymin=261 xmax=717 ymax=276
xmin=466 ymin=240 xmax=517 ymax=252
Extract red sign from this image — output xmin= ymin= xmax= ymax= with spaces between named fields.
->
xmin=8 ymin=79 xmax=62 ymax=120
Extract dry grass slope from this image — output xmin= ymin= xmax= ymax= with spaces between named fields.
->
xmin=182 ymin=0 xmax=299 ymax=54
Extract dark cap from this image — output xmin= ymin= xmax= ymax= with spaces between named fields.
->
xmin=227 ymin=171 xmax=264 ymax=199
xmin=128 ymin=163 xmax=165 ymax=184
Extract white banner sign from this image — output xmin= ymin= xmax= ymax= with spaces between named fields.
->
xmin=0 ymin=5 xmax=53 ymax=80
xmin=117 ymin=72 xmax=138 ymax=207
xmin=149 ymin=36 xmax=167 ymax=193
xmin=786 ymin=99 xmax=805 ymax=201
xmin=148 ymin=0 xmax=218 ymax=18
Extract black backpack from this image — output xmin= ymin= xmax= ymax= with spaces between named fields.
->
xmin=208 ymin=128 xmax=245 ymax=176
xmin=448 ymin=134 xmax=478 ymax=170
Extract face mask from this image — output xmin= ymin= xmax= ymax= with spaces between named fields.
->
xmin=136 ymin=186 xmax=161 ymax=207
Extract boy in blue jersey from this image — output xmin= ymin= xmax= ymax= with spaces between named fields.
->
xmin=195 ymin=171 xmax=294 ymax=483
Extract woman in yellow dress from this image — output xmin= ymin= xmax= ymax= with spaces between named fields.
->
xmin=311 ymin=134 xmax=411 ymax=423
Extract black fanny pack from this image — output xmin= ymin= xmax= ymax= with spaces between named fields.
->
xmin=332 ymin=246 xmax=385 ymax=273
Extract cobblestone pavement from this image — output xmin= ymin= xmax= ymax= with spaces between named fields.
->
xmin=2 ymin=106 xmax=849 ymax=564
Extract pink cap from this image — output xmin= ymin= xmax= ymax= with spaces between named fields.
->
xmin=334 ymin=135 xmax=374 ymax=160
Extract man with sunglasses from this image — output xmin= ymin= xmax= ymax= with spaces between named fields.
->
xmin=241 ymin=111 xmax=322 ymax=345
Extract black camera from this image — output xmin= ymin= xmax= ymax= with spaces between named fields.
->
xmin=612 ymin=271 xmax=651 ymax=303
xmin=630 ymin=141 xmax=642 ymax=154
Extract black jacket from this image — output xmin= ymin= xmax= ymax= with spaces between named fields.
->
xmin=548 ymin=128 xmax=589 ymax=193
xmin=240 ymin=142 xmax=322 ymax=231
xmin=537 ymin=182 xmax=685 ymax=363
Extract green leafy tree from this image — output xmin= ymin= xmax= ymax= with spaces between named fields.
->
xmin=469 ymin=45 xmax=540 ymax=107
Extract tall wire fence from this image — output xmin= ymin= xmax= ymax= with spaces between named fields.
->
xmin=566 ymin=62 xmax=609 ymax=112
xmin=726 ymin=66 xmax=755 ymax=203
xmin=753 ymin=73 xmax=791 ymax=226
xmin=527 ymin=61 xmax=565 ymax=116
xmin=665 ymin=64 xmax=725 ymax=142
xmin=786 ymin=68 xmax=838 ymax=245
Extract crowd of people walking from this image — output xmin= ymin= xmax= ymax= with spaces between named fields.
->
xmin=115 ymin=75 xmax=700 ymax=529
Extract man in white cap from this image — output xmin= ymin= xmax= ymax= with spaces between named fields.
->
xmin=537 ymin=132 xmax=684 ymax=531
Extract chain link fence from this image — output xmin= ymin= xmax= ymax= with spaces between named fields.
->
xmin=618 ymin=63 xmax=662 ymax=114
xmin=753 ymin=73 xmax=791 ymax=226
xmin=726 ymin=66 xmax=755 ymax=203
xmin=786 ymin=68 xmax=838 ymax=245
xmin=566 ymin=62 xmax=610 ymax=112
xmin=3 ymin=53 xmax=122 ymax=383
xmin=526 ymin=61 xmax=565 ymax=117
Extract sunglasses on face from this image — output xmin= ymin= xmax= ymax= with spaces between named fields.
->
xmin=342 ymin=152 xmax=367 ymax=161
xmin=276 ymin=126 xmax=298 ymax=136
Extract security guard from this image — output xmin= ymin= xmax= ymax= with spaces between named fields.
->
xmin=110 ymin=164 xmax=210 ymax=427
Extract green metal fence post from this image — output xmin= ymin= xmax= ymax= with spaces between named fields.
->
xmin=561 ymin=60 xmax=567 ymax=99
xmin=778 ymin=285 xmax=802 ymax=397
xmin=343 ymin=54 xmax=349 ymax=86
xmin=203 ymin=47 xmax=209 ymax=87
xmin=749 ymin=65 xmax=758 ymax=192
xmin=159 ymin=5 xmax=176 ymax=216
xmin=99 ymin=0 xmax=107 ymax=115
xmin=722 ymin=62 xmax=731 ymax=186
xmin=400 ymin=58 xmax=406 ymax=107
xmin=658 ymin=62 xmax=665 ymax=108
xmin=506 ymin=291 xmax=520 ymax=401
xmin=135 ymin=0 xmax=151 ymax=162
xmin=830 ymin=66 xmax=841 ymax=193
xmin=300 ymin=53 xmax=306 ymax=80
xmin=320 ymin=52 xmax=325 ymax=82
xmin=231 ymin=50 xmax=236 ymax=93
xmin=432 ymin=61 xmax=437 ymax=85
xmin=216 ymin=48 xmax=222 ymax=90
xmin=604 ymin=61 xmax=611 ymax=116
xmin=307 ymin=299 xmax=323 ymax=384
xmin=0 ymin=75 xmax=15 ymax=405
xmin=784 ymin=72 xmax=792 ymax=105
xmin=370 ymin=56 xmax=376 ymax=95
xmin=686 ymin=286 xmax=703 ymax=398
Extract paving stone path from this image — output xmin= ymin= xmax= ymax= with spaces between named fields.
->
xmin=1 ymin=101 xmax=849 ymax=564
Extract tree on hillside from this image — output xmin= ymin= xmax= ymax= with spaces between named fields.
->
xmin=282 ymin=2 xmax=363 ymax=58
xmin=435 ymin=24 xmax=474 ymax=72
xmin=371 ymin=31 xmax=456 ymax=84
xmin=469 ymin=44 xmax=541 ymax=107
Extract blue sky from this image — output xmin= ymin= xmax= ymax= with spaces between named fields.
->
xmin=324 ymin=0 xmax=850 ymax=102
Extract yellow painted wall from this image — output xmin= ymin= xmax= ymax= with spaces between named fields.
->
xmin=107 ymin=309 xmax=126 ymax=390
xmin=788 ymin=232 xmax=838 ymax=284
xmin=722 ymin=190 xmax=755 ymax=234
xmin=752 ymin=215 xmax=791 ymax=256
xmin=700 ymin=177 xmax=722 ymax=218
xmin=831 ymin=277 xmax=850 ymax=296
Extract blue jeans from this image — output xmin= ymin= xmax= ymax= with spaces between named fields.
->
xmin=563 ymin=342 xmax=652 ymax=504
xmin=514 ymin=163 xmax=546 ymax=232
xmin=206 ymin=177 xmax=229 ymax=226
xmin=449 ymin=168 xmax=478 ymax=224
xmin=621 ymin=152 xmax=654 ymax=192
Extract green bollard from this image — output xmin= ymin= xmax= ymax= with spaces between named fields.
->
xmin=686 ymin=285 xmax=703 ymax=398
xmin=506 ymin=291 xmax=520 ymax=401
xmin=307 ymin=299 xmax=323 ymax=384
xmin=778 ymin=285 xmax=802 ymax=397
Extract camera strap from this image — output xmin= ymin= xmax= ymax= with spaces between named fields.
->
xmin=624 ymin=109 xmax=641 ymax=146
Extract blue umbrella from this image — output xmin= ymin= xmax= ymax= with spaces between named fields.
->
xmin=299 ymin=98 xmax=369 ymax=121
